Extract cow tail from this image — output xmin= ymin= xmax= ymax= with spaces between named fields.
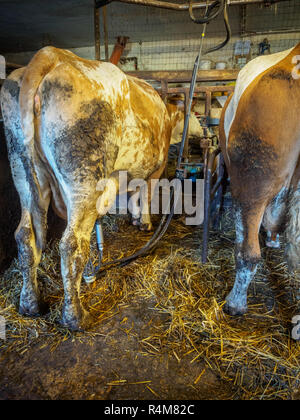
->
xmin=286 ymin=185 xmax=300 ymax=272
xmin=18 ymin=47 xmax=60 ymax=213
xmin=19 ymin=46 xmax=60 ymax=149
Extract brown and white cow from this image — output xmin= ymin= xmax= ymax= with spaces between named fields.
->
xmin=0 ymin=46 xmax=171 ymax=330
xmin=219 ymin=43 xmax=300 ymax=316
xmin=166 ymin=95 xmax=204 ymax=144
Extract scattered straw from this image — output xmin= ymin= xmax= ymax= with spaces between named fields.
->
xmin=0 ymin=209 xmax=299 ymax=399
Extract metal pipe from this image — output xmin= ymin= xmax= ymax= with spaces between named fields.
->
xmin=177 ymin=19 xmax=208 ymax=172
xmin=96 ymin=0 xmax=290 ymax=11
xmin=202 ymin=147 xmax=220 ymax=263
xmin=243 ymin=28 xmax=300 ymax=36
xmin=96 ymin=220 xmax=104 ymax=262
xmin=211 ymin=174 xmax=223 ymax=198
xmin=94 ymin=0 xmax=101 ymax=60
xmin=102 ymin=6 xmax=109 ymax=61
xmin=110 ymin=36 xmax=129 ymax=65
xmin=6 ymin=62 xmax=23 ymax=69
xmin=240 ymin=4 xmax=247 ymax=36
xmin=211 ymin=153 xmax=226 ymax=230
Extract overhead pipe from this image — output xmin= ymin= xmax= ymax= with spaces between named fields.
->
xmin=6 ymin=62 xmax=23 ymax=69
xmin=96 ymin=0 xmax=290 ymax=11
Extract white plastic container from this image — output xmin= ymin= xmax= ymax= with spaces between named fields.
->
xmin=199 ymin=60 xmax=212 ymax=70
xmin=216 ymin=61 xmax=226 ymax=70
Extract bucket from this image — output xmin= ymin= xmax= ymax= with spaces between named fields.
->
xmin=216 ymin=61 xmax=226 ymax=70
xmin=199 ymin=60 xmax=212 ymax=70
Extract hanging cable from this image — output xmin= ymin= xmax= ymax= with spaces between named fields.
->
xmin=189 ymin=0 xmax=231 ymax=54
xmin=189 ymin=0 xmax=224 ymax=24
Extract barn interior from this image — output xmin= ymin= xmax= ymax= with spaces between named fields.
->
xmin=0 ymin=0 xmax=300 ymax=401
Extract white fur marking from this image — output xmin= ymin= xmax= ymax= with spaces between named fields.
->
xmin=224 ymin=48 xmax=293 ymax=145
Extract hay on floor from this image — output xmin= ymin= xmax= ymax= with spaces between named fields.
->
xmin=0 ymin=210 xmax=299 ymax=400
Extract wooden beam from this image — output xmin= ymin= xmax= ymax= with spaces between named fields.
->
xmin=156 ymin=85 xmax=235 ymax=95
xmin=126 ymin=69 xmax=239 ymax=82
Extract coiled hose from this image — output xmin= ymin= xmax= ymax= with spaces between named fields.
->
xmin=189 ymin=0 xmax=231 ymax=54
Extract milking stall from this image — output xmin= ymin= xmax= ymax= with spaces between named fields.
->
xmin=0 ymin=0 xmax=300 ymax=403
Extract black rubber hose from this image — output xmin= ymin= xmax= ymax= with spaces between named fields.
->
xmin=96 ymin=210 xmax=174 ymax=274
xmin=189 ymin=0 xmax=225 ymax=24
xmin=189 ymin=0 xmax=231 ymax=54
xmin=95 ymin=192 xmax=176 ymax=275
xmin=204 ymin=1 xmax=231 ymax=54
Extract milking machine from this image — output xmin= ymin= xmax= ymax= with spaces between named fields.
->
xmin=83 ymin=0 xmax=232 ymax=283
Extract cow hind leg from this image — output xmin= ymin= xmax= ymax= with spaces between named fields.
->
xmin=286 ymin=185 xmax=300 ymax=272
xmin=60 ymin=207 xmax=97 ymax=331
xmin=60 ymin=178 xmax=117 ymax=329
xmin=139 ymin=164 xmax=167 ymax=232
xmin=16 ymin=205 xmax=49 ymax=316
xmin=224 ymin=203 xmax=264 ymax=316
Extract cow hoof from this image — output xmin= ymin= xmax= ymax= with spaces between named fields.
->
xmin=19 ymin=299 xmax=47 ymax=317
xmin=223 ymin=301 xmax=248 ymax=316
xmin=19 ymin=305 xmax=40 ymax=317
xmin=139 ymin=223 xmax=153 ymax=232
xmin=61 ymin=308 xmax=94 ymax=332
xmin=131 ymin=217 xmax=140 ymax=227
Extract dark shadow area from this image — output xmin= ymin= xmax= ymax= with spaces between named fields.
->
xmin=0 ymin=123 xmax=66 ymax=274
xmin=0 ymin=123 xmax=19 ymax=273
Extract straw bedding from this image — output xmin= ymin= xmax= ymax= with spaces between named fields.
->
xmin=0 ymin=209 xmax=299 ymax=400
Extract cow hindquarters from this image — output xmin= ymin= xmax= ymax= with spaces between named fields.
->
xmin=224 ymin=203 xmax=264 ymax=316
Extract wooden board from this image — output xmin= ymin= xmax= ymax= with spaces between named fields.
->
xmin=126 ymin=69 xmax=239 ymax=82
